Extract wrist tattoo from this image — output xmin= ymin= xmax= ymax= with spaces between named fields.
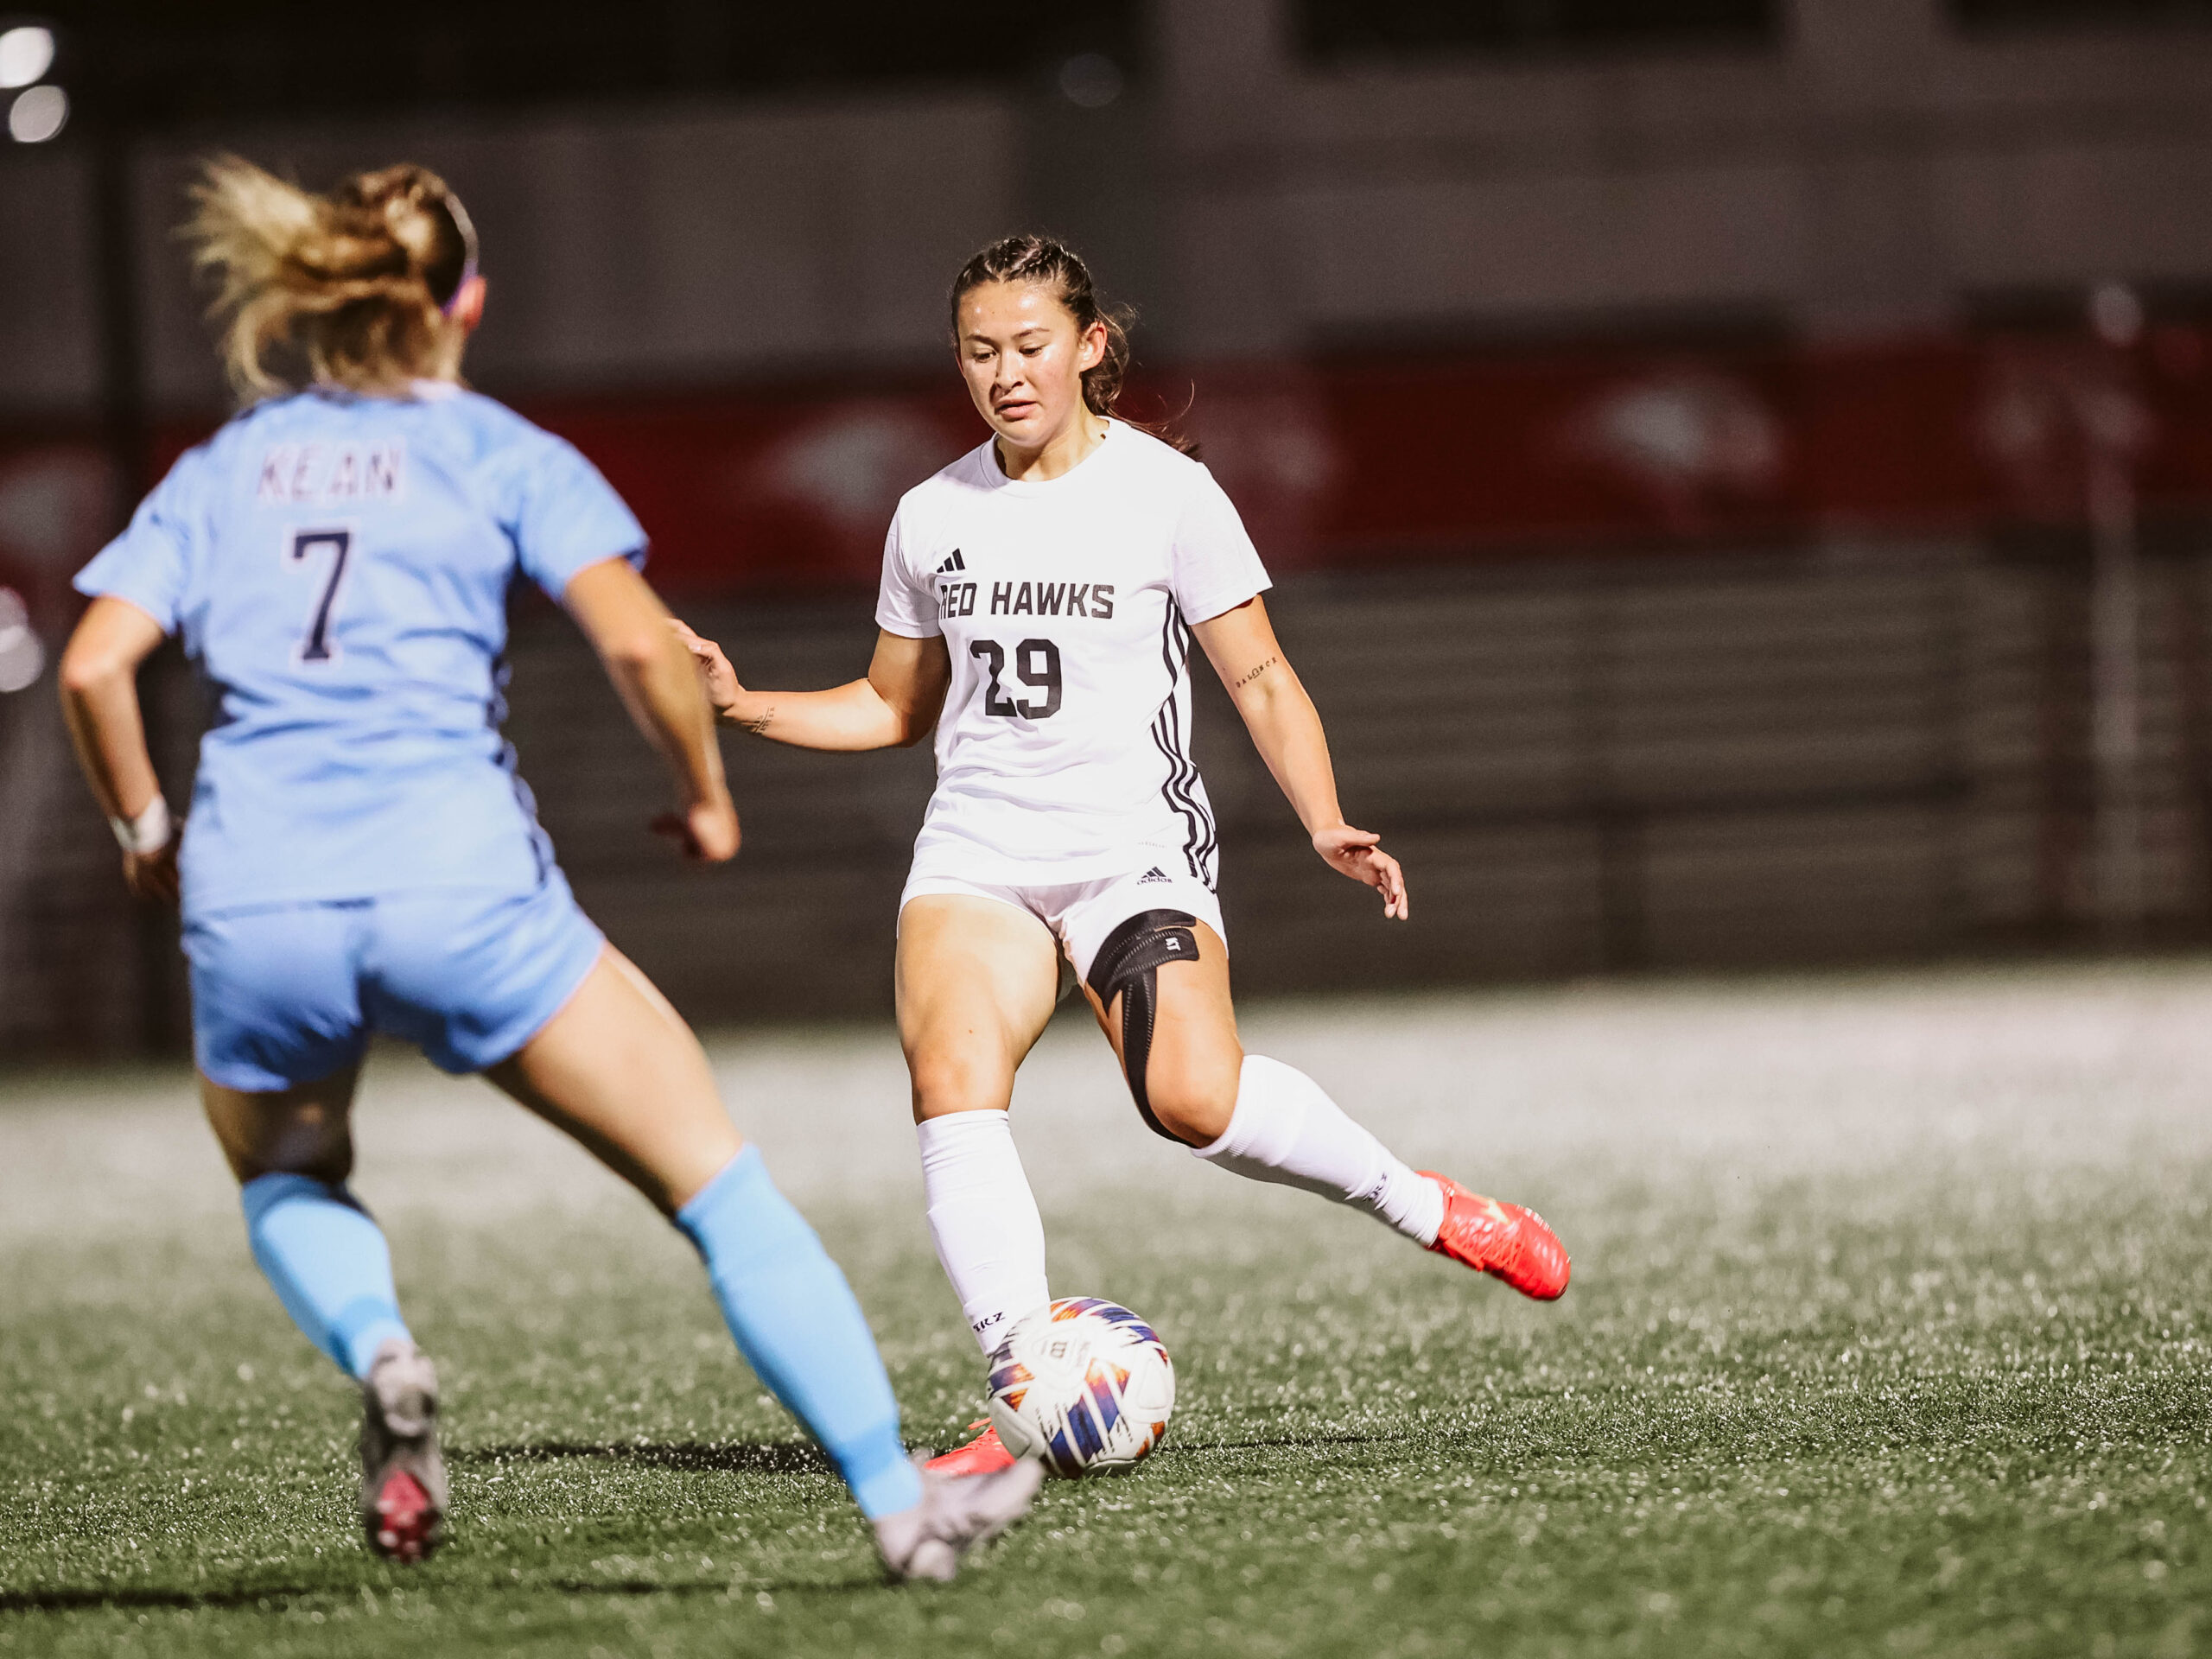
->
xmin=1233 ymin=655 xmax=1280 ymax=690
xmin=743 ymin=705 xmax=774 ymax=737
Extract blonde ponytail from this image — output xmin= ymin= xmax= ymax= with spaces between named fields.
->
xmin=185 ymin=156 xmax=477 ymax=402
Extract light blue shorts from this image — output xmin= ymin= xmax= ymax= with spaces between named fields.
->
xmin=184 ymin=875 xmax=606 ymax=1093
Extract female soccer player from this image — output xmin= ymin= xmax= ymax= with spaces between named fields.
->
xmin=57 ymin=158 xmax=1037 ymax=1573
xmin=675 ymin=234 xmax=1571 ymax=1475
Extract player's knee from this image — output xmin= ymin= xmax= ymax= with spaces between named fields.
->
xmin=909 ymin=1051 xmax=1012 ymax=1122
xmin=1137 ymin=1055 xmax=1240 ymax=1147
xmin=218 ymin=1109 xmax=353 ymax=1185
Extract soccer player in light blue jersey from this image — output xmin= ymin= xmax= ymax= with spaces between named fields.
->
xmin=56 ymin=156 xmax=1038 ymax=1577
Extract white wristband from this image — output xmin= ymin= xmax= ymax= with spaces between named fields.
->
xmin=109 ymin=795 xmax=174 ymax=855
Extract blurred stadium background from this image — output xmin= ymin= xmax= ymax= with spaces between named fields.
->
xmin=4 ymin=0 xmax=2212 ymax=1058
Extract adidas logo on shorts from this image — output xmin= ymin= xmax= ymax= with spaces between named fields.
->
xmin=937 ymin=549 xmax=967 ymax=574
xmin=1137 ymin=868 xmax=1169 ymax=885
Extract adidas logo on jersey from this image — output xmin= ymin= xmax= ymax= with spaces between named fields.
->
xmin=1137 ymin=868 xmax=1169 ymax=885
xmin=936 ymin=549 xmax=967 ymax=574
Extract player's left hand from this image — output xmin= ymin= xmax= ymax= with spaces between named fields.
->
xmin=123 ymin=840 xmax=181 ymax=906
xmin=652 ymin=794 xmax=741 ymax=864
xmin=669 ymin=617 xmax=743 ymax=720
xmin=1313 ymin=823 xmax=1408 ymax=920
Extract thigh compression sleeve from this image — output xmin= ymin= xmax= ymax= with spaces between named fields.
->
xmin=1084 ymin=909 xmax=1201 ymax=1141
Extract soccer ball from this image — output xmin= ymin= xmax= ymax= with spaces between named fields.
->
xmin=986 ymin=1297 xmax=1175 ymax=1478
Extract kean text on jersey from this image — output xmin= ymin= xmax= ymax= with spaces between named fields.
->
xmin=256 ymin=442 xmax=405 ymax=507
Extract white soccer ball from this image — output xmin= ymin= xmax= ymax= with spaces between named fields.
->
xmin=986 ymin=1297 xmax=1175 ymax=1477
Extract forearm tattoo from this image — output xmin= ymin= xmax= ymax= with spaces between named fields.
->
xmin=742 ymin=704 xmax=773 ymax=737
xmin=1233 ymin=655 xmax=1280 ymax=690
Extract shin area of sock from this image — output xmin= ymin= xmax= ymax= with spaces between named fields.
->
xmin=675 ymin=1147 xmax=923 ymax=1519
xmin=1192 ymin=1054 xmax=1445 ymax=1246
xmin=239 ymin=1173 xmax=412 ymax=1380
xmin=917 ymin=1109 xmax=1051 ymax=1356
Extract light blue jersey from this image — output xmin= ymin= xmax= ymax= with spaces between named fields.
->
xmin=74 ymin=384 xmax=644 ymax=919
xmin=120 ymin=383 xmax=932 ymax=1539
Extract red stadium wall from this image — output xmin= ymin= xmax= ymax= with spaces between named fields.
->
xmin=7 ymin=330 xmax=2210 ymax=621
xmin=543 ymin=330 xmax=2212 ymax=590
xmin=423 ymin=330 xmax=2212 ymax=591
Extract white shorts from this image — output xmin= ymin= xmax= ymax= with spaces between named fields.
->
xmin=899 ymin=860 xmax=1225 ymax=985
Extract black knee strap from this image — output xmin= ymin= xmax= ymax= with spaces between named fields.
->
xmin=1085 ymin=909 xmax=1201 ymax=1141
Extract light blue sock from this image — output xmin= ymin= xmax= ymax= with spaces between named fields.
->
xmin=675 ymin=1147 xmax=923 ymax=1520
xmin=240 ymin=1173 xmax=412 ymax=1381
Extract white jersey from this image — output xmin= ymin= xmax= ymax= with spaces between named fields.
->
xmin=875 ymin=422 xmax=1272 ymax=888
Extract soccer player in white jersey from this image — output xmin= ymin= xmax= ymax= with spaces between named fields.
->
xmin=675 ymin=234 xmax=1570 ymax=1475
xmin=56 ymin=158 xmax=1038 ymax=1573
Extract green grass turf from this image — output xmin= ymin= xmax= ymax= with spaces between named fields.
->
xmin=4 ymin=967 xmax=2211 ymax=1657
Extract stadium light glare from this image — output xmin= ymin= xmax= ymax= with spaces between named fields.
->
xmin=2090 ymin=282 xmax=2144 ymax=349
xmin=1058 ymin=52 xmax=1123 ymax=110
xmin=7 ymin=80 xmax=64 ymax=143
xmin=0 ymin=24 xmax=53 ymax=89
xmin=0 ymin=588 xmax=43 ymax=694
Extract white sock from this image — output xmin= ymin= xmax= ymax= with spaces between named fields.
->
xmin=1192 ymin=1054 xmax=1446 ymax=1246
xmin=916 ymin=1110 xmax=1050 ymax=1356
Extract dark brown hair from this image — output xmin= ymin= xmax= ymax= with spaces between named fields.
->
xmin=187 ymin=156 xmax=476 ymax=400
xmin=950 ymin=233 xmax=1195 ymax=454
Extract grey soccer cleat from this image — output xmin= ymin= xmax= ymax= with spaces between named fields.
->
xmin=359 ymin=1338 xmax=448 ymax=1564
xmin=872 ymin=1452 xmax=1045 ymax=1582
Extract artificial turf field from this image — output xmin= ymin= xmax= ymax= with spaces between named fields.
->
xmin=4 ymin=963 xmax=2210 ymax=1658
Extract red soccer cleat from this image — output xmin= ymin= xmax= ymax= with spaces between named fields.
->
xmin=369 ymin=1468 xmax=440 ymax=1565
xmin=925 ymin=1420 xmax=1018 ymax=1476
xmin=1421 ymin=1173 xmax=1570 ymax=1300
xmin=359 ymin=1338 xmax=446 ymax=1564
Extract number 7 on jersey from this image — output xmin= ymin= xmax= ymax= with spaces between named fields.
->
xmin=288 ymin=527 xmax=353 ymax=664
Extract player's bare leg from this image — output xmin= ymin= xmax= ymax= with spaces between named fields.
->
xmin=1077 ymin=918 xmax=1242 ymax=1147
xmin=899 ymin=896 xmax=1062 ymax=1130
xmin=493 ymin=942 xmax=1035 ymax=1572
xmin=1092 ymin=928 xmax=1569 ymax=1301
xmin=202 ymin=1061 xmax=365 ymax=1188
xmin=203 ymin=1063 xmax=450 ymax=1560
xmin=898 ymin=896 xmax=1061 ymax=1474
xmin=484 ymin=945 xmax=742 ymax=1214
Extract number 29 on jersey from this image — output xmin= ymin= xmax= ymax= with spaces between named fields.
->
xmin=970 ymin=638 xmax=1062 ymax=719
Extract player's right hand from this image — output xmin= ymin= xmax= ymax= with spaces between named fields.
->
xmin=669 ymin=617 xmax=742 ymax=721
xmin=123 ymin=840 xmax=181 ymax=906
xmin=652 ymin=793 xmax=741 ymax=864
